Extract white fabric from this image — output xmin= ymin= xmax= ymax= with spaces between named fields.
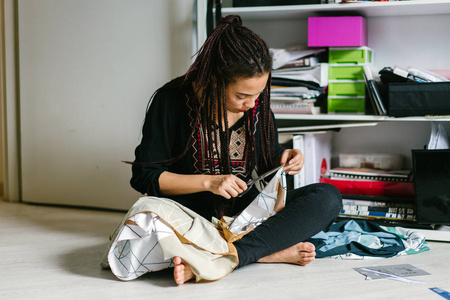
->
xmin=102 ymin=169 xmax=286 ymax=282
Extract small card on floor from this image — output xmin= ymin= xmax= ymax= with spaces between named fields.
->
xmin=354 ymin=264 xmax=430 ymax=280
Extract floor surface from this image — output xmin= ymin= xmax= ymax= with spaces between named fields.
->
xmin=1 ymin=200 xmax=450 ymax=300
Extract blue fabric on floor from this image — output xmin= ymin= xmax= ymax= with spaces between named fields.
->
xmin=308 ymin=220 xmax=406 ymax=258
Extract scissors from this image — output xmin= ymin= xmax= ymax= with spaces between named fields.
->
xmin=237 ymin=164 xmax=285 ymax=197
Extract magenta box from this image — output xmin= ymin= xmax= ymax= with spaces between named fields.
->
xmin=308 ymin=16 xmax=367 ymax=47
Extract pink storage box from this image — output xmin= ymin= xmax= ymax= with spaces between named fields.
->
xmin=308 ymin=16 xmax=368 ymax=47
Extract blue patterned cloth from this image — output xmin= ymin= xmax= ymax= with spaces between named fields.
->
xmin=309 ymin=220 xmax=406 ymax=258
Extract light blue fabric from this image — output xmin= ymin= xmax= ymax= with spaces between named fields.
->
xmin=311 ymin=220 xmax=403 ymax=253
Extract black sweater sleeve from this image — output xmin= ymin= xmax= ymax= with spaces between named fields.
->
xmin=130 ymin=88 xmax=285 ymax=196
xmin=130 ymin=89 xmax=191 ymax=196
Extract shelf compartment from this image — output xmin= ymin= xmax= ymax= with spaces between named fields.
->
xmin=329 ymin=47 xmax=373 ymax=65
xmin=328 ymin=81 xmax=366 ymax=97
xmin=329 ymin=65 xmax=365 ymax=80
xmin=327 ymin=97 xmax=365 ymax=114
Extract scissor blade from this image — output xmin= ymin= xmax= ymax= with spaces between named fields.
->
xmin=247 ymin=164 xmax=285 ymax=186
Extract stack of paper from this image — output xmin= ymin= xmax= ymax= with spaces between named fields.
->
xmin=269 ymin=46 xmax=328 ymax=114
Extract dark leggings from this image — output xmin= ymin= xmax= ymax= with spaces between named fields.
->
xmin=233 ymin=183 xmax=342 ymax=268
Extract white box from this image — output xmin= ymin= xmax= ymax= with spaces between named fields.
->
xmin=339 ymin=153 xmax=403 ymax=170
xmin=294 ymin=132 xmax=332 ymax=187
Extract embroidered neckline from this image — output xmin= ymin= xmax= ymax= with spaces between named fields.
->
xmin=185 ymin=87 xmax=259 ymax=180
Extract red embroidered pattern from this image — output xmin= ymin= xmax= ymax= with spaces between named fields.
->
xmin=185 ymin=91 xmax=259 ymax=180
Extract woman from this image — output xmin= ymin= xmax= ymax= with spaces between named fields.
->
xmin=129 ymin=15 xmax=342 ymax=285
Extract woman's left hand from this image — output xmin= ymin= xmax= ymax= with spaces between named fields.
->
xmin=279 ymin=149 xmax=304 ymax=176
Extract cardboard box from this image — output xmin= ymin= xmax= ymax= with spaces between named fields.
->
xmin=308 ymin=16 xmax=368 ymax=47
xmin=388 ymin=82 xmax=450 ymax=117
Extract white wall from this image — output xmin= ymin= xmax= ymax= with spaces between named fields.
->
xmin=18 ymin=0 xmax=195 ymax=210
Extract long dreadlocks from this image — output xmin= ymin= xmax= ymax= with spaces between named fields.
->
xmin=152 ymin=14 xmax=275 ymax=175
xmin=134 ymin=15 xmax=276 ymax=217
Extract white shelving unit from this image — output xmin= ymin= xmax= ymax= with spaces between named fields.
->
xmin=275 ymin=114 xmax=450 ymax=122
xmin=195 ymin=0 xmax=450 ymax=168
xmin=220 ymin=0 xmax=450 ymax=19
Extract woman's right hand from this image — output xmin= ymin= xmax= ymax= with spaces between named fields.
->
xmin=207 ymin=175 xmax=248 ymax=199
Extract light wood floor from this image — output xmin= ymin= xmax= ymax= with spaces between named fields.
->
xmin=1 ymin=199 xmax=449 ymax=300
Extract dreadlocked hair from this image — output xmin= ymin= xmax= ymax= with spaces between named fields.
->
xmin=186 ymin=14 xmax=275 ymax=175
xmin=139 ymin=15 xmax=275 ymax=174
xmin=132 ymin=15 xmax=275 ymax=217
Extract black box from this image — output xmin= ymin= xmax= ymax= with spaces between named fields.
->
xmin=388 ymin=82 xmax=450 ymax=117
xmin=412 ymin=149 xmax=450 ymax=225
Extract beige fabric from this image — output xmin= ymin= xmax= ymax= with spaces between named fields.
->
xmin=101 ymin=197 xmax=238 ymax=282
xmin=101 ymin=168 xmax=286 ymax=282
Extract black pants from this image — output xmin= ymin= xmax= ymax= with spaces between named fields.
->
xmin=233 ymin=183 xmax=342 ymax=268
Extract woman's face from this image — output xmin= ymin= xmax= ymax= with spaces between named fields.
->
xmin=224 ymin=73 xmax=269 ymax=114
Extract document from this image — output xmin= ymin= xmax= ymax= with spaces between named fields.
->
xmin=427 ymin=122 xmax=450 ymax=150
xmin=354 ymin=264 xmax=430 ymax=283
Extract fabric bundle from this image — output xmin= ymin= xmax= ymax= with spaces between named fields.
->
xmin=101 ymin=168 xmax=287 ymax=282
xmin=309 ymin=219 xmax=430 ymax=259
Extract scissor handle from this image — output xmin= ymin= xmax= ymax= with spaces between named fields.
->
xmin=237 ymin=180 xmax=254 ymax=198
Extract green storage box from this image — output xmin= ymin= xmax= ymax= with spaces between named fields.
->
xmin=329 ymin=65 xmax=365 ymax=80
xmin=328 ymin=81 xmax=366 ymax=97
xmin=327 ymin=97 xmax=365 ymax=113
xmin=329 ymin=47 xmax=373 ymax=64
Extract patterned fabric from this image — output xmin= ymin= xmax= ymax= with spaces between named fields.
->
xmin=186 ymin=91 xmax=259 ymax=180
xmin=382 ymin=226 xmax=431 ymax=256
xmin=103 ymin=197 xmax=237 ymax=282
xmin=225 ymin=168 xmax=287 ymax=236
xmin=309 ymin=220 xmax=430 ymax=260
xmin=101 ymin=168 xmax=287 ymax=282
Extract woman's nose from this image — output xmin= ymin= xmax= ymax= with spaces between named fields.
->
xmin=245 ymin=97 xmax=257 ymax=108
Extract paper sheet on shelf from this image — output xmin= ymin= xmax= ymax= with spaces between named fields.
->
xmin=427 ymin=122 xmax=450 ymax=149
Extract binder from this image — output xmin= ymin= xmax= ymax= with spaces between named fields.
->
xmin=363 ymin=65 xmax=387 ymax=116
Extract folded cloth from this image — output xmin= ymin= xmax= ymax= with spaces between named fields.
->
xmin=101 ymin=168 xmax=286 ymax=282
xmin=309 ymin=220 xmax=406 ymax=258
xmin=382 ymin=226 xmax=430 ymax=256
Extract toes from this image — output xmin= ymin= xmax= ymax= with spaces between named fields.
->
xmin=298 ymin=242 xmax=315 ymax=252
xmin=173 ymin=257 xmax=186 ymax=285
xmin=299 ymin=255 xmax=315 ymax=266
xmin=174 ymin=266 xmax=185 ymax=285
xmin=174 ymin=256 xmax=182 ymax=265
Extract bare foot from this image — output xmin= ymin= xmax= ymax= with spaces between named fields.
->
xmin=257 ymin=242 xmax=316 ymax=266
xmin=173 ymin=256 xmax=195 ymax=285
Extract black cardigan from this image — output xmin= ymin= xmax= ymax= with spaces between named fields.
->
xmin=130 ymin=85 xmax=284 ymax=218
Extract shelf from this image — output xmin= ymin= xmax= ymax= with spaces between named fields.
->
xmin=221 ymin=0 xmax=450 ymax=19
xmin=274 ymin=113 xmax=450 ymax=122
